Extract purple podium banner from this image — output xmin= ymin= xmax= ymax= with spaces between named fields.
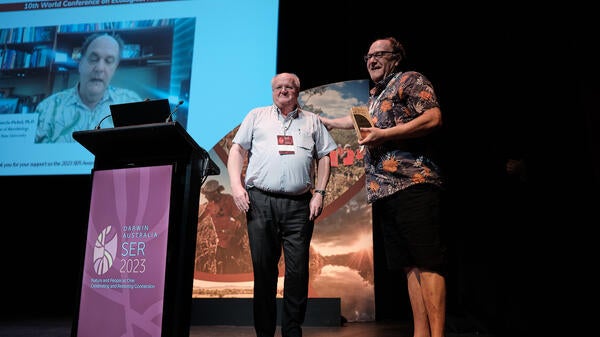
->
xmin=77 ymin=165 xmax=173 ymax=337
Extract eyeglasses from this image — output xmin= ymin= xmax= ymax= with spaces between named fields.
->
xmin=363 ymin=51 xmax=396 ymax=63
xmin=273 ymin=85 xmax=297 ymax=92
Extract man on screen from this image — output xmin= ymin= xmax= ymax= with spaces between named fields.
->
xmin=34 ymin=32 xmax=142 ymax=143
xmin=198 ymin=179 xmax=251 ymax=274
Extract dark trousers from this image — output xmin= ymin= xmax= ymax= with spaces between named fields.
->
xmin=372 ymin=183 xmax=446 ymax=273
xmin=246 ymin=188 xmax=314 ymax=337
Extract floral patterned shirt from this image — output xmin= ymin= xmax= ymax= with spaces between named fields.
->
xmin=364 ymin=71 xmax=443 ymax=203
xmin=34 ymin=85 xmax=142 ymax=143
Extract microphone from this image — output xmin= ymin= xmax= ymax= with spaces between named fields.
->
xmin=95 ymin=114 xmax=112 ymax=130
xmin=166 ymin=100 xmax=184 ymax=123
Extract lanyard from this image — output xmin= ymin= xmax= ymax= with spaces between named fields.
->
xmin=275 ymin=105 xmax=298 ymax=135
xmin=369 ymin=72 xmax=402 ymax=114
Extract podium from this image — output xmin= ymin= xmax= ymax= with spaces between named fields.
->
xmin=72 ymin=122 xmax=218 ymax=337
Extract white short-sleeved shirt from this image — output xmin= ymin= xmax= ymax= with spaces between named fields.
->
xmin=232 ymin=105 xmax=336 ymax=195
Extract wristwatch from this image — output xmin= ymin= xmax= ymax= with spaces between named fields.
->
xmin=314 ymin=189 xmax=326 ymax=196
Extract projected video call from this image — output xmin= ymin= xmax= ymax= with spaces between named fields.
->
xmin=1 ymin=19 xmax=193 ymax=143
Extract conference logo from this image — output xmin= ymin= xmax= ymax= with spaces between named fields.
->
xmin=92 ymin=225 xmax=118 ymax=275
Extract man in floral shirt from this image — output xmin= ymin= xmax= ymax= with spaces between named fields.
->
xmin=320 ymin=37 xmax=446 ymax=337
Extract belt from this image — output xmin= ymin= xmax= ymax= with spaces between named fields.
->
xmin=250 ymin=187 xmax=312 ymax=200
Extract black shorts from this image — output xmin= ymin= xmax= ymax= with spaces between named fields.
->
xmin=372 ymin=183 xmax=446 ymax=274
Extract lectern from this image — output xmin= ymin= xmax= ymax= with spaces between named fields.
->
xmin=72 ymin=122 xmax=217 ymax=337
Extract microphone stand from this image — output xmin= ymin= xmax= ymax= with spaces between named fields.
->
xmin=166 ymin=100 xmax=184 ymax=123
xmin=95 ymin=114 xmax=112 ymax=130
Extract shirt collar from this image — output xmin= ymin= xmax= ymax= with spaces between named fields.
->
xmin=273 ymin=104 xmax=300 ymax=119
xmin=370 ymin=71 xmax=399 ymax=97
xmin=72 ymin=83 xmax=114 ymax=108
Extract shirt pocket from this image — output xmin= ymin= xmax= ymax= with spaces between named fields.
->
xmin=295 ymin=133 xmax=315 ymax=157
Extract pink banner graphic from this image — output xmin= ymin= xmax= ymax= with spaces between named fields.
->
xmin=77 ymin=165 xmax=172 ymax=337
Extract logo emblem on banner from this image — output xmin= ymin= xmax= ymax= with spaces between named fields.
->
xmin=93 ymin=225 xmax=118 ymax=275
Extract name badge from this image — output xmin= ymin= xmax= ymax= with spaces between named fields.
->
xmin=277 ymin=135 xmax=295 ymax=155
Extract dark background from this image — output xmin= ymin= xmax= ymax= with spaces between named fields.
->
xmin=1 ymin=2 xmax=596 ymax=336
xmin=277 ymin=3 xmax=597 ymax=335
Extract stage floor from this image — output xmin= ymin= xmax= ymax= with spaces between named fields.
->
xmin=0 ymin=318 xmax=494 ymax=337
